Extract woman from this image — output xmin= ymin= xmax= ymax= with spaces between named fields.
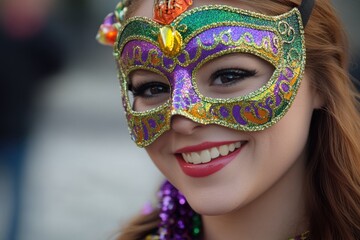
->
xmin=97 ymin=0 xmax=360 ymax=239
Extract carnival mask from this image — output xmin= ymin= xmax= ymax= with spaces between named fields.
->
xmin=97 ymin=0 xmax=314 ymax=147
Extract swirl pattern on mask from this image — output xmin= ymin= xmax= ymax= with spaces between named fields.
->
xmin=116 ymin=5 xmax=306 ymax=147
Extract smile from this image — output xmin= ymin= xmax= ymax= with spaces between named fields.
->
xmin=181 ymin=142 xmax=242 ymax=164
xmin=175 ymin=141 xmax=247 ymax=178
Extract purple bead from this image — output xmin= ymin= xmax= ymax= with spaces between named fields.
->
xmin=178 ymin=198 xmax=186 ymax=205
xmin=141 ymin=202 xmax=154 ymax=215
xmin=103 ymin=13 xmax=117 ymax=25
xmin=157 ymin=181 xmax=201 ymax=240
xmin=177 ymin=220 xmax=185 ymax=229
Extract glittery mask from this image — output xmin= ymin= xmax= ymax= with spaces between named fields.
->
xmin=112 ymin=4 xmax=308 ymax=147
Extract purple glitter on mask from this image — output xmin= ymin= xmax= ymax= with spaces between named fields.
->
xmin=222 ymin=34 xmax=230 ymax=42
xmin=281 ymin=83 xmax=290 ymax=92
xmin=171 ymin=68 xmax=200 ymax=110
xmin=142 ymin=122 xmax=149 ymax=140
xmin=260 ymin=97 xmax=275 ymax=119
xmin=119 ymin=11 xmax=305 ymax=147
xmin=245 ymin=34 xmax=252 ymax=43
xmin=121 ymin=26 xmax=278 ymax=76
xmin=158 ymin=114 xmax=165 ymax=122
xmin=148 ymin=119 xmax=157 ymax=128
xmin=285 ymin=67 xmax=294 ymax=78
xmin=182 ymin=26 xmax=279 ymax=69
xmin=273 ymin=67 xmax=295 ymax=105
xmin=163 ymin=57 xmax=176 ymax=70
xmin=232 ymin=105 xmax=247 ymax=125
xmin=250 ymin=102 xmax=263 ymax=119
xmin=121 ymin=40 xmax=165 ymax=70
xmin=220 ymin=106 xmax=229 ymax=118
xmin=177 ymin=53 xmax=187 ymax=64
xmin=276 ymin=95 xmax=282 ymax=106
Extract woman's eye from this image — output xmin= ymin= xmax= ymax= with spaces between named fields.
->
xmin=129 ymin=82 xmax=170 ymax=98
xmin=210 ymin=69 xmax=256 ymax=86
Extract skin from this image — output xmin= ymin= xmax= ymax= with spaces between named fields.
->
xmin=129 ymin=0 xmax=324 ymax=239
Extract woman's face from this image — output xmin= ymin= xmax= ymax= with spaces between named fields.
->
xmin=131 ymin=0 xmax=321 ymax=215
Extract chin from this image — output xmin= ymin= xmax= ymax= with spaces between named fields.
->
xmin=185 ymin=193 xmax=242 ymax=216
xmin=190 ymin=202 xmax=236 ymax=216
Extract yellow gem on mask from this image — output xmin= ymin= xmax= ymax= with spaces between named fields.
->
xmin=158 ymin=26 xmax=183 ymax=58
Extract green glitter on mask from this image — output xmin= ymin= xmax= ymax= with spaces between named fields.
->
xmin=116 ymin=5 xmax=306 ymax=147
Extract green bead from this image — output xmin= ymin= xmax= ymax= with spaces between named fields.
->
xmin=193 ymin=227 xmax=200 ymax=236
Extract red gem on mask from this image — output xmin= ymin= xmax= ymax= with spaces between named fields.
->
xmin=154 ymin=0 xmax=193 ymax=25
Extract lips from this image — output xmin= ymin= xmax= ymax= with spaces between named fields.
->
xmin=175 ymin=141 xmax=246 ymax=177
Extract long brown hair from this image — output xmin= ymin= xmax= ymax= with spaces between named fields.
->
xmin=116 ymin=0 xmax=360 ymax=239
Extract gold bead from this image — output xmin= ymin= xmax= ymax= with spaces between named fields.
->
xmin=158 ymin=26 xmax=183 ymax=58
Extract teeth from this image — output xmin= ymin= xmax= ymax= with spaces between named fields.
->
xmin=181 ymin=142 xmax=243 ymax=165
xmin=191 ymin=152 xmax=202 ymax=164
xmin=229 ymin=143 xmax=235 ymax=152
xmin=219 ymin=145 xmax=229 ymax=156
xmin=210 ymin=147 xmax=219 ymax=159
xmin=200 ymin=150 xmax=211 ymax=163
xmin=183 ymin=154 xmax=190 ymax=163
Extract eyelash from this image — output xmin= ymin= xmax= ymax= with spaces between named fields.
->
xmin=128 ymin=82 xmax=170 ymax=98
xmin=127 ymin=68 xmax=256 ymax=97
xmin=210 ymin=68 xmax=257 ymax=86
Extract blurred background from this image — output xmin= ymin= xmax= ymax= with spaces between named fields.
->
xmin=0 ymin=0 xmax=359 ymax=240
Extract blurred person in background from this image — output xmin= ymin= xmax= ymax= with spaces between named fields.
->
xmin=0 ymin=0 xmax=64 ymax=239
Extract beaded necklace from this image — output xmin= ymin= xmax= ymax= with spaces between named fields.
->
xmin=145 ymin=181 xmax=309 ymax=240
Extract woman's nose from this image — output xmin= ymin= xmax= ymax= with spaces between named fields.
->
xmin=170 ymin=115 xmax=202 ymax=135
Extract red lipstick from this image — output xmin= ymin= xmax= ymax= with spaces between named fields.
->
xmin=175 ymin=141 xmax=244 ymax=178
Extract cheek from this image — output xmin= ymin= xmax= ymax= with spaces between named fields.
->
xmin=254 ymin=122 xmax=309 ymax=173
xmin=145 ymin=135 xmax=179 ymax=180
xmin=145 ymin=142 xmax=166 ymax=172
xmin=247 ymin=79 xmax=314 ymax=187
xmin=263 ymin=83 xmax=313 ymax=164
